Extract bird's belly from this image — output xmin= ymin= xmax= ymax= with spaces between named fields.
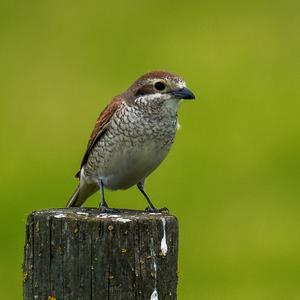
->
xmin=84 ymin=111 xmax=177 ymax=189
xmin=100 ymin=141 xmax=170 ymax=189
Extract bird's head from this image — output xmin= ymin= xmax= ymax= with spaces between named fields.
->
xmin=126 ymin=71 xmax=195 ymax=110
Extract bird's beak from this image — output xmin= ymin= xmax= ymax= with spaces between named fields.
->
xmin=169 ymin=87 xmax=195 ymax=100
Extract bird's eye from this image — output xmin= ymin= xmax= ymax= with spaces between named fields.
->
xmin=154 ymin=81 xmax=166 ymax=91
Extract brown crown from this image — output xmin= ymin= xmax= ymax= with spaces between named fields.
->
xmin=131 ymin=70 xmax=182 ymax=87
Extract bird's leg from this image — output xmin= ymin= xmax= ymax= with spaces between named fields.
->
xmin=98 ymin=180 xmax=118 ymax=213
xmin=137 ymin=180 xmax=161 ymax=213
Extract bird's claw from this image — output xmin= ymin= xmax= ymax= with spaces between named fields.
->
xmin=99 ymin=206 xmax=119 ymax=213
xmin=144 ymin=206 xmax=169 ymax=214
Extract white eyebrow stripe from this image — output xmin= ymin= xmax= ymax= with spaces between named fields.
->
xmin=178 ymin=80 xmax=186 ymax=88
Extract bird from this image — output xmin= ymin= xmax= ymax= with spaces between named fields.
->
xmin=66 ymin=71 xmax=195 ymax=212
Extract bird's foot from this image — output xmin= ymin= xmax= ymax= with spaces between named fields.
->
xmin=144 ymin=206 xmax=169 ymax=214
xmin=99 ymin=206 xmax=119 ymax=213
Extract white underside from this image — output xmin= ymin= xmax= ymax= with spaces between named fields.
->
xmin=81 ymin=98 xmax=180 ymax=190
xmin=82 ymin=140 xmax=170 ymax=190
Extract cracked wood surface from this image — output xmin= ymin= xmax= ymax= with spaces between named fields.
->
xmin=23 ymin=208 xmax=178 ymax=300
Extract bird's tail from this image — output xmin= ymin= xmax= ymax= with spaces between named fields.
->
xmin=66 ymin=183 xmax=98 ymax=208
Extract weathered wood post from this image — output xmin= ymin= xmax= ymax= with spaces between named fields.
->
xmin=23 ymin=208 xmax=178 ymax=300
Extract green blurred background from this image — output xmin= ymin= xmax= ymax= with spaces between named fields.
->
xmin=0 ymin=0 xmax=299 ymax=299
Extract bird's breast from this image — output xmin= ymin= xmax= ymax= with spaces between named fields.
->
xmin=84 ymin=105 xmax=178 ymax=189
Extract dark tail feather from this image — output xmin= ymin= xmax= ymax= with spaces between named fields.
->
xmin=66 ymin=183 xmax=98 ymax=208
xmin=66 ymin=186 xmax=81 ymax=207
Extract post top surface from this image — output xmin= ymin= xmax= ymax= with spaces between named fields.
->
xmin=31 ymin=207 xmax=177 ymax=223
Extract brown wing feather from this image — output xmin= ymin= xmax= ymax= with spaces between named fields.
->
xmin=75 ymin=96 xmax=122 ymax=178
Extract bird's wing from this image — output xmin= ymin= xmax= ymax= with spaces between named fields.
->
xmin=75 ymin=97 xmax=122 ymax=178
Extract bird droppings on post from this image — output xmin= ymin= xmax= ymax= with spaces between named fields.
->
xmin=149 ymin=237 xmax=159 ymax=298
xmin=76 ymin=211 xmax=89 ymax=215
xmin=150 ymin=288 xmax=159 ymax=300
xmin=160 ymin=218 xmax=168 ymax=256
xmin=93 ymin=213 xmax=132 ymax=223
xmin=54 ymin=214 xmax=66 ymax=219
xmin=115 ymin=217 xmax=131 ymax=223
xmin=23 ymin=208 xmax=178 ymax=299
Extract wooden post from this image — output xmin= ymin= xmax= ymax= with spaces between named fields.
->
xmin=23 ymin=208 xmax=178 ymax=300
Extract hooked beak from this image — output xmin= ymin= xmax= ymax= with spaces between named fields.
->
xmin=169 ymin=87 xmax=195 ymax=100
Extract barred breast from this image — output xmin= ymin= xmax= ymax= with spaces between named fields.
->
xmin=83 ymin=101 xmax=178 ymax=190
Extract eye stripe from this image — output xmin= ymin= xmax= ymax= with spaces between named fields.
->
xmin=135 ymin=85 xmax=154 ymax=96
